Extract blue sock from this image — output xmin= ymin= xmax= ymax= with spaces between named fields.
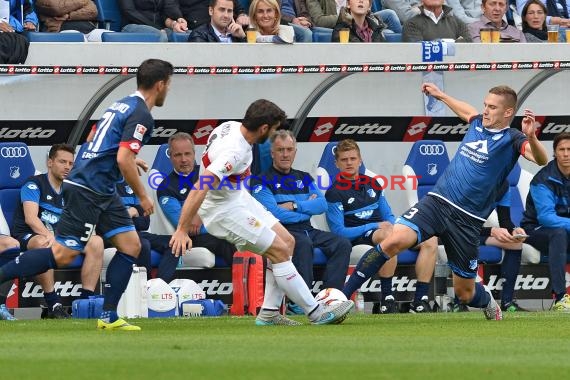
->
xmin=0 ymin=248 xmax=56 ymax=283
xmin=0 ymin=247 xmax=21 ymax=266
xmin=102 ymin=252 xmax=136 ymax=322
xmin=500 ymin=250 xmax=521 ymax=306
xmin=342 ymin=245 xmax=390 ymax=298
xmin=468 ymin=283 xmax=491 ymax=308
xmin=44 ymin=291 xmax=60 ymax=310
xmin=414 ymin=281 xmax=430 ymax=302
xmin=380 ymin=276 xmax=393 ymax=299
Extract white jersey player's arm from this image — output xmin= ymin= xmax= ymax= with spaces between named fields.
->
xmin=170 ymin=169 xmax=220 ymax=257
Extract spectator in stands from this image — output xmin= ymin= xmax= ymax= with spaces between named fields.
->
xmin=516 ymin=0 xmax=570 ymax=29
xmin=307 ymin=0 xmax=402 ymax=32
xmin=0 ymin=0 xmax=38 ymax=33
xmin=403 ymin=0 xmax=472 ymax=42
xmin=249 ymin=0 xmax=295 ymax=42
xmin=521 ymin=0 xmax=565 ymax=41
xmin=188 ymin=0 xmax=246 ymax=42
xmin=0 ymin=233 xmax=19 ymax=320
xmin=252 ymin=130 xmax=351 ymax=315
xmin=119 ymin=0 xmax=189 ymax=42
xmin=180 ymin=0 xmax=249 ymax=31
xmin=444 ymin=0 xmax=482 ymax=24
xmin=468 ymin=0 xmax=526 ymax=42
xmin=10 ymin=144 xmax=104 ymax=318
xmin=331 ymin=0 xmax=387 ymax=42
xmin=479 ymin=181 xmax=529 ymax=312
xmin=382 ymin=0 xmax=420 ymax=24
xmin=157 ymin=133 xmax=235 ymax=268
xmin=280 ymin=0 xmax=314 ymax=42
xmin=34 ymin=0 xmax=108 ymax=41
xmin=521 ymin=132 xmax=570 ymax=312
xmin=327 ymin=139 xmax=438 ymax=313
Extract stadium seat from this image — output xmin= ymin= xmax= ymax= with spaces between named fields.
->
xmin=312 ymin=28 xmax=332 ymax=43
xmin=169 ymin=32 xmax=190 ymax=42
xmin=149 ymin=144 xmax=221 ymax=268
xmin=315 ymin=142 xmax=419 ymax=265
xmin=371 ymin=0 xmax=382 ymax=12
xmin=101 ymin=32 xmax=161 ymax=42
xmin=94 ymin=0 xmax=123 ymax=32
xmin=384 ymin=33 xmax=402 ymax=43
xmin=25 ymin=32 xmax=85 ymax=42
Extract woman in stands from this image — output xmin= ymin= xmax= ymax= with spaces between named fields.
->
xmin=521 ymin=0 xmax=563 ymax=42
xmin=249 ymin=0 xmax=295 ymax=43
xmin=331 ymin=0 xmax=387 ymax=42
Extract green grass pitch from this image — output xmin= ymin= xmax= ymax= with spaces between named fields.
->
xmin=1 ymin=312 xmax=569 ymax=380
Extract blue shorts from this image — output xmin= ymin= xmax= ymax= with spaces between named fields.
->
xmin=396 ymin=194 xmax=483 ymax=278
xmin=55 ymin=183 xmax=135 ymax=251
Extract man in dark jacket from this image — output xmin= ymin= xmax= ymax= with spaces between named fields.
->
xmin=188 ymin=0 xmax=246 ymax=42
xmin=119 ymin=0 xmax=188 ymax=42
xmin=180 ymin=0 xmax=249 ymax=31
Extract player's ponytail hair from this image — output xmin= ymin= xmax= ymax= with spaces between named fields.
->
xmin=242 ymin=99 xmax=287 ymax=132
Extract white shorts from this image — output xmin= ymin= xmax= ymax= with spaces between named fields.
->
xmin=198 ymin=190 xmax=278 ymax=254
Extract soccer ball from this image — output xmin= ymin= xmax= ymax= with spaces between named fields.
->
xmin=315 ymin=288 xmax=348 ymax=307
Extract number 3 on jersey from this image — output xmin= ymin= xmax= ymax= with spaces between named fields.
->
xmin=403 ymin=207 xmax=419 ymax=219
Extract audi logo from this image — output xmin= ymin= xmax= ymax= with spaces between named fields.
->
xmin=419 ymin=145 xmax=445 ymax=156
xmin=1 ymin=146 xmax=28 ymax=158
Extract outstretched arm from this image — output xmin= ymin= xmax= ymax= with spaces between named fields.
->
xmin=422 ymin=83 xmax=478 ymax=122
xmin=521 ymin=109 xmax=548 ymax=166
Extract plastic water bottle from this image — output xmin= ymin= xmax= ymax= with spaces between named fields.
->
xmin=355 ymin=290 xmax=365 ymax=313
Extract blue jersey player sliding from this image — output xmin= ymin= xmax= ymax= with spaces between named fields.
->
xmin=0 ymin=59 xmax=173 ymax=330
xmin=343 ymin=83 xmax=548 ymax=320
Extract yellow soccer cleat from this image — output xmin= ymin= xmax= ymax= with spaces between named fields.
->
xmin=97 ymin=318 xmax=141 ymax=331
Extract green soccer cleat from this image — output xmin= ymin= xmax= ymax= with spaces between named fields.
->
xmin=97 ymin=318 xmax=141 ymax=331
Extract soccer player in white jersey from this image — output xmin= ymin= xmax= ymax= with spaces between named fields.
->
xmin=342 ymin=83 xmax=548 ymax=320
xmin=170 ymin=99 xmax=354 ymax=325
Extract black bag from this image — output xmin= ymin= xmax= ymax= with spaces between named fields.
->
xmin=0 ymin=33 xmax=30 ymax=64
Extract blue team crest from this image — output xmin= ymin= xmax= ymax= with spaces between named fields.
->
xmin=469 ymin=259 xmax=478 ymax=271
xmin=427 ymin=163 xmax=438 ymax=176
xmin=125 ymin=185 xmax=134 ymax=194
xmin=492 ymin=133 xmax=503 ymax=141
xmin=367 ymin=189 xmax=376 ymax=198
xmin=10 ymin=166 xmax=20 ymax=179
xmin=296 ymin=180 xmax=304 ymax=189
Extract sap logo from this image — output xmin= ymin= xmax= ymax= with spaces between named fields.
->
xmin=40 ymin=211 xmax=59 ymax=225
xmin=335 ymin=123 xmax=392 ymax=135
xmin=196 ymin=280 xmax=232 ymax=295
xmin=428 ymin=123 xmax=469 ymax=135
xmin=21 ymin=280 xmax=82 ymax=298
xmin=465 ymin=140 xmax=488 ymax=154
xmin=542 ymin=123 xmax=570 ymax=134
xmin=355 ymin=210 xmax=374 ymax=219
xmin=486 ymin=274 xmax=549 ymax=290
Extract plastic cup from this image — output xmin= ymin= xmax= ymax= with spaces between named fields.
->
xmin=480 ymin=28 xmax=492 ymax=43
xmin=547 ymin=24 xmax=559 ymax=43
xmin=339 ymin=28 xmax=349 ymax=43
xmin=246 ymin=27 xmax=257 ymax=43
xmin=491 ymin=29 xmax=500 ymax=43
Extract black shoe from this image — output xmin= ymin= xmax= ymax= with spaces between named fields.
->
xmin=41 ymin=303 xmax=71 ymax=319
xmin=409 ymin=296 xmax=432 ymax=313
xmin=372 ymin=302 xmax=381 ymax=314
xmin=380 ymin=295 xmax=399 ymax=314
xmin=451 ymin=303 xmax=469 ymax=313
xmin=501 ymin=300 xmax=529 ymax=312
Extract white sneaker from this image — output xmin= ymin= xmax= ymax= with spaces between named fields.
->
xmin=483 ymin=288 xmax=502 ymax=320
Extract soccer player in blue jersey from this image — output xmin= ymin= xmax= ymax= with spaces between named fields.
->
xmin=342 ymin=83 xmax=548 ymax=320
xmin=0 ymin=58 xmax=173 ymax=330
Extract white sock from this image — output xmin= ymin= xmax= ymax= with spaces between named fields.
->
xmin=272 ymin=260 xmax=319 ymax=319
xmin=260 ymin=261 xmax=285 ymax=312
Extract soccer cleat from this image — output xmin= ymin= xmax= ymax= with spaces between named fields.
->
xmin=409 ymin=296 xmax=432 ymax=313
xmin=285 ymin=302 xmax=304 ymax=316
xmin=552 ymin=294 xmax=570 ymax=312
xmin=255 ymin=313 xmax=302 ymax=326
xmin=483 ymin=288 xmax=502 ymax=320
xmin=97 ymin=318 xmax=141 ymax=331
xmin=41 ymin=303 xmax=71 ymax=319
xmin=0 ymin=304 xmax=17 ymax=321
xmin=312 ymin=300 xmax=354 ymax=325
xmin=452 ymin=303 xmax=469 ymax=312
xmin=501 ymin=300 xmax=529 ymax=312
xmin=380 ymin=295 xmax=398 ymax=314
